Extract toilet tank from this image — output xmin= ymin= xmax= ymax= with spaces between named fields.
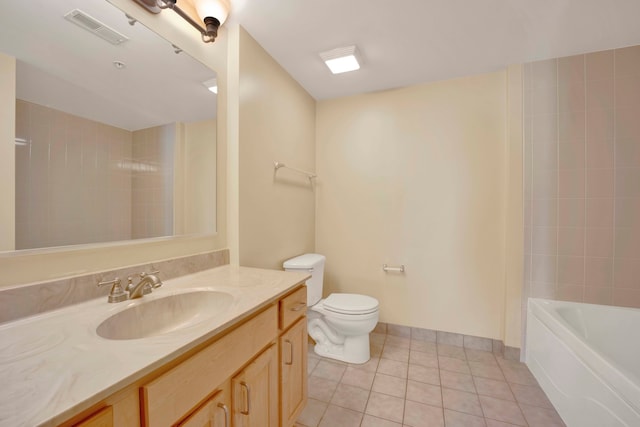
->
xmin=283 ymin=254 xmax=325 ymax=306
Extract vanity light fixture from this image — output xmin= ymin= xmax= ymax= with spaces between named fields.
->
xmin=203 ymin=77 xmax=218 ymax=93
xmin=132 ymin=0 xmax=229 ymax=43
xmin=319 ymin=45 xmax=361 ymax=74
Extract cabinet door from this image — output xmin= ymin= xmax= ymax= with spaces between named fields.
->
xmin=280 ymin=317 xmax=308 ymax=427
xmin=232 ymin=344 xmax=278 ymax=427
xmin=74 ymin=407 xmax=112 ymax=427
xmin=179 ymin=388 xmax=230 ymax=427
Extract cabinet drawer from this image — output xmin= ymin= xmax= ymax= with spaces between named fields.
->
xmin=74 ymin=406 xmax=112 ymax=427
xmin=142 ymin=305 xmax=278 ymax=427
xmin=279 ymin=286 xmax=307 ymax=331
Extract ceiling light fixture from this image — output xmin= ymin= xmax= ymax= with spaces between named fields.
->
xmin=319 ymin=45 xmax=361 ymax=74
xmin=132 ymin=0 xmax=230 ymax=43
xmin=203 ymin=77 xmax=218 ymax=93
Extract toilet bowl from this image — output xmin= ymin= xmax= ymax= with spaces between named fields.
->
xmin=283 ymin=254 xmax=379 ymax=364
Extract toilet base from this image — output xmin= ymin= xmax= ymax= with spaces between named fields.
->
xmin=313 ymin=334 xmax=371 ymax=364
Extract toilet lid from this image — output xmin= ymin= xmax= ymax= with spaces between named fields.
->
xmin=323 ymin=293 xmax=379 ymax=315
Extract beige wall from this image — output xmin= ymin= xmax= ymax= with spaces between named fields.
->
xmin=0 ymin=1 xmax=226 ymax=287
xmin=237 ymin=28 xmax=316 ymax=269
xmin=316 ymin=72 xmax=510 ymax=341
xmin=0 ymin=53 xmax=15 ymax=251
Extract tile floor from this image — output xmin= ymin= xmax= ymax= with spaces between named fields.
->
xmin=296 ymin=330 xmax=566 ymax=427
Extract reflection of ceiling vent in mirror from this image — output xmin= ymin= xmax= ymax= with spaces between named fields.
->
xmin=64 ymin=9 xmax=129 ymax=45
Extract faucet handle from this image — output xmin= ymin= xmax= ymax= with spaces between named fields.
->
xmin=97 ymin=278 xmax=128 ymax=303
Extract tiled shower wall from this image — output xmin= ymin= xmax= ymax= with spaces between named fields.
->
xmin=15 ymin=100 xmax=175 ymax=249
xmin=523 ymin=45 xmax=640 ymax=308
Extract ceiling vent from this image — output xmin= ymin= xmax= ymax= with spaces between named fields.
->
xmin=64 ymin=9 xmax=129 ymax=46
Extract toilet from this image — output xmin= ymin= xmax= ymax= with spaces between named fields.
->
xmin=283 ymin=254 xmax=379 ymax=364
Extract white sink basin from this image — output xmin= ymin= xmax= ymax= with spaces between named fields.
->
xmin=96 ymin=290 xmax=233 ymax=340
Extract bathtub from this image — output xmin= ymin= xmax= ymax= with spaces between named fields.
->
xmin=526 ymin=298 xmax=640 ymax=427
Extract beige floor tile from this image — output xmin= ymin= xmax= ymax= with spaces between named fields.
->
xmin=385 ymin=335 xmax=411 ymax=348
xmin=360 ymin=414 xmax=402 ymax=427
xmin=387 ymin=324 xmax=411 ymax=338
xmin=501 ymin=365 xmax=538 ymax=386
xmin=510 ymin=383 xmax=554 ymax=408
xmin=442 ymin=388 xmax=483 ymax=417
xmin=372 ymin=373 xmax=407 ymax=398
xmin=308 ymin=376 xmax=339 ymax=402
xmin=406 ymin=380 xmax=442 ymax=407
xmin=468 ymin=361 xmax=505 ymax=380
xmin=377 ymin=358 xmax=408 ymax=378
xmin=408 ymin=364 xmax=440 ymax=386
xmin=409 ymin=350 xmax=439 ymax=368
xmin=318 ymin=404 xmax=363 ymax=427
xmin=520 ymin=403 xmax=566 ymax=427
xmin=444 ymin=409 xmax=487 ymax=427
xmin=465 ymin=349 xmax=498 ymax=364
xmin=331 ymin=383 xmax=370 ymax=412
xmin=437 ymin=344 xmax=466 ymax=360
xmin=349 ymin=356 xmax=380 ymax=373
xmin=312 ymin=360 xmax=347 ymax=382
xmin=371 ymin=343 xmax=383 ymax=357
xmin=485 ymin=420 xmax=521 ymax=427
xmin=439 ymin=370 xmax=476 ymax=393
xmin=341 ymin=366 xmax=376 ymax=390
xmin=403 ymin=400 xmax=444 ymax=427
xmin=479 ymin=395 xmax=527 ymax=426
xmin=473 ymin=377 xmax=515 ymax=401
xmin=410 ymin=340 xmax=437 ymax=354
xmin=308 ymin=356 xmax=320 ymax=374
xmin=297 ymin=398 xmax=328 ymax=427
xmin=438 ymin=356 xmax=470 ymax=374
xmin=371 ymin=332 xmax=387 ymax=343
xmin=381 ymin=345 xmax=410 ymax=362
xmin=365 ymin=391 xmax=405 ymax=424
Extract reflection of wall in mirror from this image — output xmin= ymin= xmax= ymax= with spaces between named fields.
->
xmin=15 ymin=99 xmax=175 ymax=249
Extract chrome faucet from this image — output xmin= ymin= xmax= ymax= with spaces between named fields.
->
xmin=126 ymin=271 xmax=163 ymax=299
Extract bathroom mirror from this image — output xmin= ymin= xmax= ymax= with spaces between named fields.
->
xmin=0 ymin=0 xmax=217 ymax=251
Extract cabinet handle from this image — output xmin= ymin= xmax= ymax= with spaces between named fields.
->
xmin=217 ymin=403 xmax=229 ymax=427
xmin=284 ymin=339 xmax=294 ymax=365
xmin=240 ymin=381 xmax=251 ymax=415
xmin=290 ymin=302 xmax=306 ymax=312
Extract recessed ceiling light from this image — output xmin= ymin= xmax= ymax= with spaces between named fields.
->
xmin=319 ymin=45 xmax=361 ymax=74
xmin=203 ymin=77 xmax=217 ymax=93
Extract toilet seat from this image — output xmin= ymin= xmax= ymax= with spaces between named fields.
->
xmin=322 ymin=293 xmax=379 ymax=315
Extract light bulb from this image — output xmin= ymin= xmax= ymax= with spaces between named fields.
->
xmin=194 ymin=0 xmax=230 ymax=25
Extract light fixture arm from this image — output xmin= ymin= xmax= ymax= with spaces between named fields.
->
xmin=155 ymin=0 xmax=219 ymax=43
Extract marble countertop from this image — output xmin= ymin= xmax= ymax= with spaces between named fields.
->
xmin=0 ymin=265 xmax=309 ymax=427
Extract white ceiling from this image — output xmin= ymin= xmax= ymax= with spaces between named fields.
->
xmin=229 ymin=0 xmax=640 ymax=100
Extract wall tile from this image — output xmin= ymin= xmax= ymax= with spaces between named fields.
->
xmin=558 ymin=54 xmax=585 ymax=86
xmin=532 ymin=169 xmax=557 ymax=199
xmin=557 ymin=226 xmax=584 ymax=256
xmin=615 ymin=45 xmax=640 ymax=78
xmin=586 ymin=79 xmax=614 ymax=111
xmin=531 ymin=255 xmax=557 ymax=284
xmin=616 ymin=139 xmax=640 ymax=169
xmin=586 ymin=50 xmax=614 ymax=81
xmin=532 ymin=198 xmax=557 ymax=227
xmin=558 ymin=198 xmax=584 ymax=227
xmin=616 ymin=108 xmax=640 ymax=140
xmin=557 ymin=285 xmax=583 ymax=302
xmin=531 ymin=59 xmax=558 ymax=88
xmin=585 ymin=227 xmax=614 ymax=258
xmin=557 ymin=256 xmax=585 ymax=285
xmin=586 ymin=168 xmax=614 ymax=198
xmin=613 ymin=258 xmax=640 ymax=289
xmin=585 ymin=141 xmax=614 ymax=170
xmin=584 ymin=286 xmax=613 ymax=305
xmin=614 ymin=197 xmax=640 ymax=227
xmin=532 ymin=226 xmax=557 ymax=255
xmin=615 ymin=168 xmax=640 ymax=197
xmin=559 ymin=168 xmax=585 ymax=198
xmin=532 ymin=141 xmax=558 ymax=170
xmin=585 ymin=198 xmax=614 ymax=227
xmin=585 ymin=257 xmax=613 ymax=287
xmin=559 ymin=140 xmax=585 ymax=170
xmin=559 ymin=112 xmax=585 ymax=142
xmin=558 ymin=82 xmax=585 ymax=113
xmin=532 ymin=86 xmax=558 ymax=116
xmin=531 ymin=114 xmax=558 ymax=145
xmin=614 ymin=227 xmax=640 ymax=259
xmin=615 ymin=76 xmax=640 ymax=109
xmin=586 ymin=109 xmax=614 ymax=143
xmin=612 ymin=288 xmax=640 ymax=308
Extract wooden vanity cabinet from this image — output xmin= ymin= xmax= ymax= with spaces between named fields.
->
xmin=232 ymin=344 xmax=279 ymax=427
xmin=279 ymin=286 xmax=308 ymax=427
xmin=178 ymin=385 xmax=230 ymax=427
xmin=59 ymin=284 xmax=307 ymax=427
